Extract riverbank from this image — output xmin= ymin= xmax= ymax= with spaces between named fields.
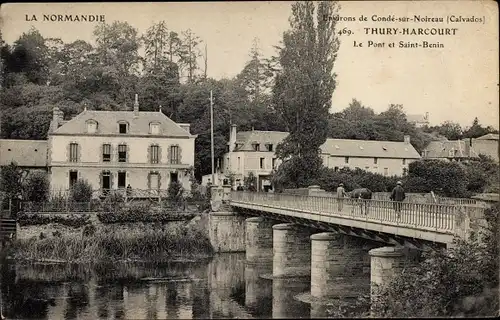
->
xmin=6 ymin=212 xmax=213 ymax=263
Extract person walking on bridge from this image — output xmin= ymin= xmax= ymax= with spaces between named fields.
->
xmin=337 ymin=183 xmax=347 ymax=211
xmin=390 ymin=181 xmax=406 ymax=218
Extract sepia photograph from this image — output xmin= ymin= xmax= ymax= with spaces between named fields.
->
xmin=0 ymin=0 xmax=498 ymax=319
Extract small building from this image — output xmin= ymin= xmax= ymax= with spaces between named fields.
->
xmin=421 ymin=140 xmax=479 ymax=161
xmin=407 ymin=112 xmax=430 ymax=128
xmin=0 ymin=139 xmax=48 ymax=169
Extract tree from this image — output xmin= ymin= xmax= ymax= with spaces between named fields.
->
xmin=272 ymin=1 xmax=340 ymax=188
xmin=425 ymin=121 xmax=463 ymax=140
xmin=70 ymin=179 xmax=93 ymax=202
xmin=178 ymin=29 xmax=203 ymax=83
xmin=93 ymin=21 xmax=141 ymax=104
xmin=23 ymin=171 xmax=50 ymax=202
xmin=463 ymin=117 xmax=498 ymax=139
xmin=0 ymin=162 xmax=26 ymax=200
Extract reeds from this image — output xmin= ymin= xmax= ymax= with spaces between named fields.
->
xmin=11 ymin=222 xmax=213 ymax=263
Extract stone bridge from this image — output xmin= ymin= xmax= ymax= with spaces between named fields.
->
xmin=207 ymin=186 xmax=488 ymax=316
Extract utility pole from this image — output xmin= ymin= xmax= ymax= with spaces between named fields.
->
xmin=210 ymin=90 xmax=215 ymax=186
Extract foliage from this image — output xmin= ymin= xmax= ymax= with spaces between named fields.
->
xmin=11 ymin=222 xmax=213 ymax=263
xmin=372 ymin=202 xmax=499 ymax=318
xmin=272 ymin=1 xmax=340 ymax=187
xmin=244 ymin=172 xmax=257 ymax=190
xmin=17 ymin=213 xmax=91 ymax=228
xmin=406 ymin=159 xmax=469 ymax=197
xmin=23 ymin=171 xmax=50 ymax=203
xmin=69 ymin=179 xmax=93 ymax=203
xmin=167 ymin=180 xmax=183 ymax=204
xmin=97 ymin=204 xmax=195 ymax=224
xmin=0 ymin=162 xmax=26 ymax=199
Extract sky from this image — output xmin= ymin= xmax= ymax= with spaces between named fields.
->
xmin=1 ymin=1 xmax=498 ymax=128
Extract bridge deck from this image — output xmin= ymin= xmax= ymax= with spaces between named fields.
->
xmin=229 ymin=192 xmax=482 ymax=245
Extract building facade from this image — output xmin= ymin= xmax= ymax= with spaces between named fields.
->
xmin=422 ymin=133 xmax=499 ymax=162
xmin=34 ymin=95 xmax=196 ymax=194
xmin=205 ymin=125 xmax=421 ymax=190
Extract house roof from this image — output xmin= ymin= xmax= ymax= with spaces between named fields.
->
xmin=321 ymin=139 xmax=421 ymax=159
xmin=423 ymin=140 xmax=478 ymax=159
xmin=476 ymin=133 xmax=499 ymax=140
xmin=51 ymin=110 xmax=194 ymax=137
xmin=234 ymin=130 xmax=421 ymax=159
xmin=0 ymin=139 xmax=48 ymax=167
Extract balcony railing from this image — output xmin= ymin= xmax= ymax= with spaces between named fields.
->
xmin=230 ymin=191 xmax=483 ymax=235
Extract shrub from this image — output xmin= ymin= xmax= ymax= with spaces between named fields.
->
xmin=372 ymin=202 xmax=499 ymax=317
xmin=97 ymin=204 xmax=195 ymax=224
xmin=69 ymin=179 xmax=93 ymax=202
xmin=17 ymin=213 xmax=91 ymax=228
xmin=167 ymin=180 xmax=183 ymax=203
xmin=23 ymin=171 xmax=50 ymax=202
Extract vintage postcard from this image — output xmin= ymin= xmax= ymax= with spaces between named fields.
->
xmin=0 ymin=1 xmax=498 ymax=319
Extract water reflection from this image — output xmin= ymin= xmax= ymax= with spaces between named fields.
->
xmin=0 ymin=254 xmax=315 ymax=319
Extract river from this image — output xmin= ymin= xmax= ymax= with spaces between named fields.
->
xmin=0 ymin=253 xmax=336 ymax=319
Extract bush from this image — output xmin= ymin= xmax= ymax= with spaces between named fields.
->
xmin=372 ymin=202 xmax=499 ymax=317
xmin=17 ymin=213 xmax=91 ymax=228
xmin=97 ymin=203 xmax=196 ymax=224
xmin=167 ymin=180 xmax=183 ymax=203
xmin=70 ymin=179 xmax=93 ymax=202
xmin=23 ymin=171 xmax=50 ymax=202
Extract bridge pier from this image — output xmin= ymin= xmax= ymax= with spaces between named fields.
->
xmin=369 ymin=246 xmax=416 ymax=316
xmin=209 ymin=211 xmax=246 ymax=253
xmin=311 ymin=232 xmax=371 ymax=300
xmin=245 ymin=217 xmax=275 ymax=264
xmin=273 ymin=223 xmax=313 ymax=278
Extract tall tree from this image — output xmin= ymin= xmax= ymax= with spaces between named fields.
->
xmin=463 ymin=117 xmax=498 ymax=139
xmin=178 ymin=29 xmax=202 ymax=83
xmin=93 ymin=21 xmax=141 ymax=105
xmin=272 ymin=1 xmax=340 ymax=188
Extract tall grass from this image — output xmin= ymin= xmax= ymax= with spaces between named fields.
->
xmin=11 ymin=222 xmax=213 ymax=263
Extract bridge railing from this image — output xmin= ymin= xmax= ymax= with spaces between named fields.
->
xmin=230 ymin=191 xmax=482 ymax=234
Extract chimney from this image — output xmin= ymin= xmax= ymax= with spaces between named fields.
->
xmin=404 ymin=135 xmax=410 ymax=144
xmin=133 ymin=94 xmax=139 ymax=115
xmin=229 ymin=124 xmax=237 ymax=152
xmin=425 ymin=112 xmax=429 ymax=120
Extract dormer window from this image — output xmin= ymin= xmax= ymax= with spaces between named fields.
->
xmin=150 ymin=122 xmax=160 ymax=135
xmin=448 ymin=148 xmax=455 ymax=157
xmin=266 ymin=143 xmax=273 ymax=152
xmin=86 ymin=120 xmax=98 ymax=133
xmin=118 ymin=122 xmax=128 ymax=134
xmin=253 ymin=143 xmax=260 ymax=151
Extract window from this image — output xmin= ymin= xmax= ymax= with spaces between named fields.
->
xmin=345 ymin=157 xmax=349 ymax=164
xmin=374 ymin=157 xmax=378 ymax=164
xmin=102 ymin=144 xmax=111 ymax=162
xmin=102 ymin=171 xmax=111 ymax=190
xmin=118 ymin=172 xmax=126 ymax=188
xmin=260 ymin=157 xmax=265 ymax=169
xmin=150 ymin=145 xmax=159 ymax=164
xmin=403 ymin=168 xmax=408 ymax=176
xmin=272 ymin=158 xmax=277 ymax=169
xmin=170 ymin=172 xmax=178 ymax=183
xmin=237 ymin=157 xmax=241 ymax=171
xmin=119 ymin=123 xmax=127 ymax=134
xmin=170 ymin=146 xmax=180 ymax=164
xmin=87 ymin=121 xmax=97 ymax=133
xmin=402 ymin=158 xmax=406 ymax=165
xmin=253 ymin=143 xmax=260 ymax=151
xmin=384 ymin=168 xmax=389 ymax=176
xmin=69 ymin=171 xmax=78 ymax=188
xmin=150 ymin=123 xmax=159 ymax=135
xmin=69 ymin=143 xmax=79 ymax=162
xmin=334 ymin=166 xmax=339 ymax=172
xmin=267 ymin=144 xmax=273 ymax=152
xmin=118 ymin=144 xmax=127 ymax=162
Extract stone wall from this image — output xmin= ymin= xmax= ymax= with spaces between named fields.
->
xmin=208 ymin=212 xmax=246 ymax=252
